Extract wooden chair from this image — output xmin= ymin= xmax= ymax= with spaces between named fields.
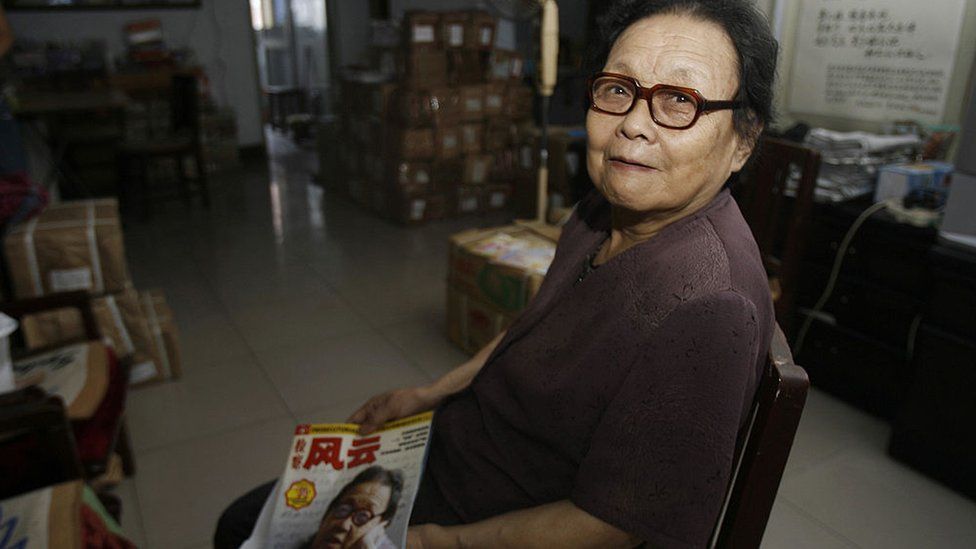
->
xmin=709 ymin=324 xmax=810 ymax=548
xmin=117 ymin=72 xmax=211 ymax=218
xmin=0 ymin=291 xmax=136 ymax=479
xmin=0 ymin=386 xmax=84 ymax=499
xmin=734 ymin=137 xmax=821 ymax=337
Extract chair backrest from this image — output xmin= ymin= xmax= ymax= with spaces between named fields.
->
xmin=710 ymin=324 xmax=810 ymax=549
xmin=0 ymin=291 xmax=99 ymax=356
xmin=735 ymin=137 xmax=820 ymax=336
xmin=0 ymin=386 xmax=84 ymax=499
xmin=111 ymin=69 xmax=201 ymax=142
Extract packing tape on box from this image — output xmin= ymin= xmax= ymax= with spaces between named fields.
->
xmin=103 ymin=295 xmax=135 ymax=356
xmin=23 ymin=216 xmax=43 ymax=297
xmin=87 ymin=202 xmax=105 ymax=294
xmin=143 ymin=293 xmax=171 ymax=378
xmin=20 ymin=204 xmax=108 ymax=296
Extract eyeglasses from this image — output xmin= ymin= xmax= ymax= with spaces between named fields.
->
xmin=588 ymin=72 xmax=742 ymax=130
xmin=331 ymin=503 xmax=377 ymax=526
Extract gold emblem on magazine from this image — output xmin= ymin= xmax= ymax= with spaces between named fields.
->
xmin=284 ymin=479 xmax=316 ymax=510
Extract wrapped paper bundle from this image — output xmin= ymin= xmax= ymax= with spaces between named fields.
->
xmin=3 ymin=199 xmax=131 ymax=299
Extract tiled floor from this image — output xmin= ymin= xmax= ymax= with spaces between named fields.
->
xmin=115 ymin=132 xmax=976 ymax=548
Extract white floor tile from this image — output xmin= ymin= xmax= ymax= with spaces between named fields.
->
xmin=783 ymin=388 xmax=890 ymax=478
xmin=761 ymin=497 xmax=858 ymax=549
xmin=127 ymin=353 xmax=289 ymax=452
xmin=252 ymin=330 xmax=431 ymax=417
xmin=780 ymin=449 xmax=976 ymax=548
xmin=134 ymin=416 xmax=294 ymax=548
xmin=377 ymin=312 xmax=470 ymax=381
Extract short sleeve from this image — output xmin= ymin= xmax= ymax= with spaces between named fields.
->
xmin=571 ymin=291 xmax=762 ymax=548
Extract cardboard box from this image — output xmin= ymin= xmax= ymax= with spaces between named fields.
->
xmin=17 ymin=288 xmax=180 ymax=386
xmin=484 ymin=184 xmax=512 ymax=211
xmin=463 ymin=154 xmax=492 ymax=185
xmin=466 ymin=11 xmax=496 ymax=50
xmin=484 ymin=84 xmax=506 ymax=117
xmin=396 ymin=161 xmax=433 ymax=193
xmin=449 ymin=50 xmax=488 ymax=85
xmin=447 ymin=223 xmax=560 ymax=314
xmin=433 ymin=160 xmax=464 ymax=189
xmin=388 ymin=191 xmax=450 ymax=225
xmin=430 ymin=87 xmax=463 ymax=126
xmin=461 ymin=123 xmax=484 ymax=154
xmin=4 ymin=199 xmax=131 ymax=299
xmin=441 ymin=12 xmax=468 ymax=49
xmin=435 ymin=127 xmax=461 ymax=160
xmin=447 ymin=283 xmax=517 ymax=354
xmin=485 ymin=120 xmax=518 ymax=152
xmin=387 ymin=127 xmax=436 ymax=160
xmin=874 ymin=162 xmax=953 ymax=205
xmin=506 ymin=86 xmax=534 ymax=119
xmin=490 ymin=50 xmax=525 ymax=81
xmin=455 ymin=185 xmax=484 ymax=215
xmin=141 ymin=289 xmax=183 ymax=381
xmin=388 ymin=190 xmax=430 ymax=225
xmin=397 ymin=88 xmax=436 ymax=127
xmin=404 ymin=11 xmax=441 ymax=51
xmin=460 ymin=85 xmax=485 ymax=121
xmin=401 ymin=50 xmax=448 ymax=87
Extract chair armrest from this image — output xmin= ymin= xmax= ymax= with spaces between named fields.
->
xmin=0 ymin=290 xmax=100 ymax=341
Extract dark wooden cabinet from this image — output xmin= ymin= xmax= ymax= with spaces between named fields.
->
xmin=889 ymin=244 xmax=976 ymax=501
xmin=794 ymin=199 xmax=937 ymax=418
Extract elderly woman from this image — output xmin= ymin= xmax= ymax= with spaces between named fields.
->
xmin=354 ymin=1 xmax=779 ymax=547
xmin=216 ymin=0 xmax=778 ymax=547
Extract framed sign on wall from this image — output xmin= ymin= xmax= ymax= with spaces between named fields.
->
xmin=788 ymin=0 xmax=966 ymax=124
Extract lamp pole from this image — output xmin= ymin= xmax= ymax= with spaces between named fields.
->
xmin=536 ymin=0 xmax=559 ymax=222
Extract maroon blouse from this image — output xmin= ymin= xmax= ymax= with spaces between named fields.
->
xmin=414 ymin=189 xmax=774 ymax=548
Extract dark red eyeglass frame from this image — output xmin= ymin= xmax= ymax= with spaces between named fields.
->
xmin=587 ymin=71 xmax=743 ymax=129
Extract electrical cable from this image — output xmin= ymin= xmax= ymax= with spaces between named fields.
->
xmin=793 ymin=200 xmax=890 ymax=355
xmin=906 ymin=313 xmax=923 ymax=362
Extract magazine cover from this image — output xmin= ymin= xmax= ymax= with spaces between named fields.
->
xmin=244 ymin=412 xmax=433 ymax=549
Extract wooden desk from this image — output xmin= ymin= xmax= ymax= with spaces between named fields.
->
xmin=14 ymin=89 xmax=129 ymax=118
xmin=15 ymin=88 xmax=129 ymax=198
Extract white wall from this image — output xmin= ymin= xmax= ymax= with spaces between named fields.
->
xmin=10 ymin=0 xmax=264 ymax=146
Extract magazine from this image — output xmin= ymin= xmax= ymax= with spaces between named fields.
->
xmin=244 ymin=412 xmax=433 ymax=549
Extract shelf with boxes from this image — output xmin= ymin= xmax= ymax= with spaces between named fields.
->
xmin=332 ymin=10 xmax=538 ymax=225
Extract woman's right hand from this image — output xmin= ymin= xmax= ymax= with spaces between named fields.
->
xmin=347 ymin=385 xmax=440 ymax=435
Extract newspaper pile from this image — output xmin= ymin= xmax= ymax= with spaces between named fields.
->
xmin=800 ymin=128 xmax=920 ymax=202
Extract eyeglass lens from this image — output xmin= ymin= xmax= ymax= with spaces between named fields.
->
xmin=332 ymin=503 xmax=375 ymax=526
xmin=591 ymin=76 xmax=700 ymax=128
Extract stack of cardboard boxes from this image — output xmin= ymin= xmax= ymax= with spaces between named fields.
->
xmin=334 ymin=10 xmax=537 ymax=224
xmin=446 ymin=221 xmax=561 ymax=354
xmin=2 ymin=199 xmax=183 ymax=386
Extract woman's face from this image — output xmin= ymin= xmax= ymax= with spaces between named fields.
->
xmin=586 ymin=13 xmax=755 ymax=219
